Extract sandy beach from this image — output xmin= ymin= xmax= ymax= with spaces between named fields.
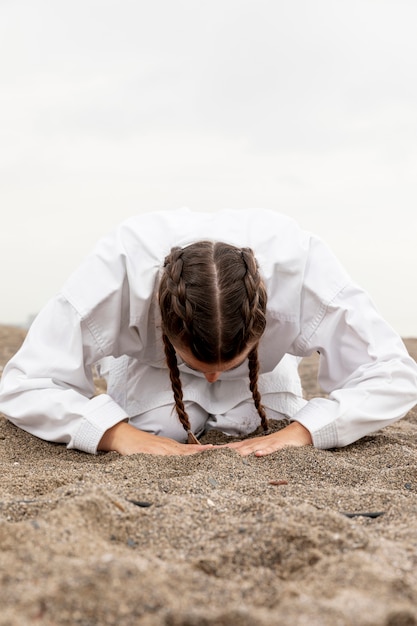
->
xmin=1 ymin=325 xmax=417 ymax=626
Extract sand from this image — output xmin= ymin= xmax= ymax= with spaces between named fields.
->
xmin=1 ymin=325 xmax=417 ymax=626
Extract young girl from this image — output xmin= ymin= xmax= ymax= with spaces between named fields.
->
xmin=0 ymin=208 xmax=416 ymax=456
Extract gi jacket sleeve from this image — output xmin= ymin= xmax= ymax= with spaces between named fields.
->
xmin=0 ymin=229 xmax=146 ymax=454
xmin=290 ymin=237 xmax=417 ymax=448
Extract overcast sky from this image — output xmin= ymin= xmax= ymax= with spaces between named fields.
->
xmin=1 ymin=0 xmax=416 ymax=336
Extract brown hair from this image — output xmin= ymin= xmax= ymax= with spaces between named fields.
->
xmin=158 ymin=241 xmax=268 ymax=439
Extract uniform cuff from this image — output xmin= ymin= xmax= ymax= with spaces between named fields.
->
xmin=72 ymin=394 xmax=128 ymax=454
xmin=290 ymin=397 xmax=340 ymax=449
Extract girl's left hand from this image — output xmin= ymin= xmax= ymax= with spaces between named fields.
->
xmin=215 ymin=421 xmax=313 ymax=457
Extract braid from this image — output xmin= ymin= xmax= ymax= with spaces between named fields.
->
xmin=240 ymin=248 xmax=269 ymax=432
xmin=240 ymin=248 xmax=265 ymax=337
xmin=248 ymin=346 xmax=269 ymax=433
xmin=162 ymin=332 xmax=192 ymax=436
xmin=161 ymin=248 xmax=195 ymax=338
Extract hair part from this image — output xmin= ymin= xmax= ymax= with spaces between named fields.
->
xmin=159 ymin=241 xmax=269 ymax=438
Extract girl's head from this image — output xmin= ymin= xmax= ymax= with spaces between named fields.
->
xmin=158 ymin=241 xmax=268 ymax=438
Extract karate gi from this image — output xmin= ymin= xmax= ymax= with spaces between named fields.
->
xmin=0 ymin=208 xmax=416 ymax=454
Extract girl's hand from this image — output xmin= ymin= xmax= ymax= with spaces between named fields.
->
xmin=215 ymin=421 xmax=313 ymax=457
xmin=98 ymin=421 xmax=212 ymax=456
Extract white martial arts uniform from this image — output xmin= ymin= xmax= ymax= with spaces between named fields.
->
xmin=0 ymin=208 xmax=416 ymax=454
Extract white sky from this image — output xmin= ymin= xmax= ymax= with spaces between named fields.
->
xmin=1 ymin=0 xmax=416 ymax=336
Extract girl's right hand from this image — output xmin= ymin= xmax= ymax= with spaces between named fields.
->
xmin=98 ymin=421 xmax=212 ymax=456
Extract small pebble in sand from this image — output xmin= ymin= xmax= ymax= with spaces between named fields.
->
xmin=127 ymin=500 xmax=153 ymax=508
xmin=342 ymin=511 xmax=385 ymax=519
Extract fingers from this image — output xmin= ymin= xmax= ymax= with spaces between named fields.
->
xmin=253 ymin=448 xmax=272 ymax=457
xmin=211 ymin=441 xmax=275 ymax=457
xmin=236 ymin=445 xmax=273 ymax=457
xmin=215 ymin=437 xmax=292 ymax=457
xmin=176 ymin=443 xmax=214 ymax=456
